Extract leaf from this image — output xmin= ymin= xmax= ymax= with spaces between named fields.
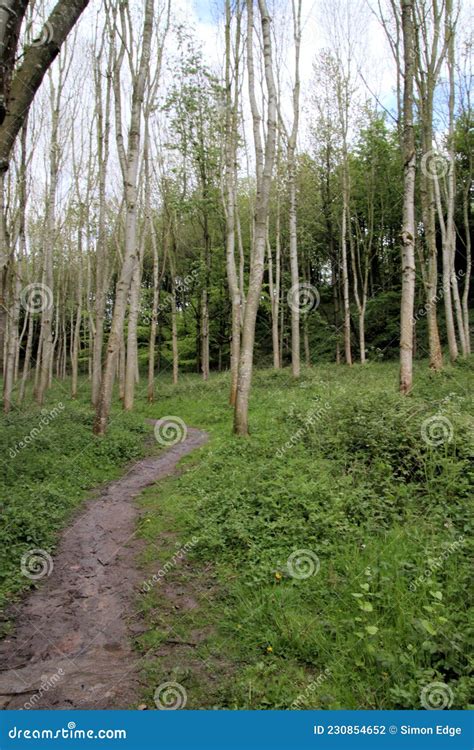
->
xmin=420 ymin=619 xmax=437 ymax=636
xmin=358 ymin=600 xmax=373 ymax=612
xmin=351 ymin=592 xmax=364 ymax=598
xmin=365 ymin=625 xmax=379 ymax=635
xmin=430 ymin=590 xmax=443 ymax=601
xmin=360 ymin=583 xmax=370 ymax=591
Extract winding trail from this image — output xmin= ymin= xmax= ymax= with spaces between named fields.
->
xmin=0 ymin=422 xmax=208 ymax=710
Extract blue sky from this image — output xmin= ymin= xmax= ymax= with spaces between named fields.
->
xmin=191 ymin=0 xmax=217 ymax=24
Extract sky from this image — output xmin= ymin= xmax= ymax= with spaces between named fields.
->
xmin=22 ymin=0 xmax=471 ymax=211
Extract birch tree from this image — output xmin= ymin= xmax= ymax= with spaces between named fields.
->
xmin=224 ymin=0 xmax=244 ymax=404
xmin=94 ymin=0 xmax=157 ymax=435
xmin=91 ymin=19 xmax=113 ymax=407
xmin=234 ymin=0 xmax=277 ymax=435
xmin=414 ymin=0 xmax=448 ymax=371
xmin=400 ymin=0 xmax=417 ymax=394
xmin=0 ymin=0 xmax=90 ymax=371
xmin=36 ymin=50 xmax=73 ymax=405
xmin=279 ymin=0 xmax=303 ymax=377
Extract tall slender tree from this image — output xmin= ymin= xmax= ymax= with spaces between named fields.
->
xmin=234 ymin=0 xmax=278 ymax=435
xmin=400 ymin=0 xmax=417 ymax=394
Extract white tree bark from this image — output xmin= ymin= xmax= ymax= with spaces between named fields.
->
xmin=400 ymin=0 xmax=417 ymax=394
xmin=234 ymin=0 xmax=278 ymax=435
xmin=94 ymin=0 xmax=156 ymax=435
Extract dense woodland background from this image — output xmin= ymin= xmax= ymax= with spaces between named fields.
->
xmin=0 ymin=0 xmax=471 ymax=430
xmin=0 ymin=0 xmax=472 ymax=712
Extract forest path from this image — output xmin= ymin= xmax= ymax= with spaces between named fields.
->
xmin=0 ymin=421 xmax=208 ymax=709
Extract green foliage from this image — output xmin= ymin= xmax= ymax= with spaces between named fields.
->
xmin=0 ymin=388 xmax=149 ymax=611
xmin=138 ymin=361 xmax=473 ymax=709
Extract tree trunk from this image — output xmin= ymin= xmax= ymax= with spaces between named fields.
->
xmin=91 ymin=35 xmax=112 ymax=407
xmin=286 ymin=0 xmax=302 ymax=378
xmin=341 ymin=197 xmax=352 ymax=365
xmin=420 ymin=159 xmax=443 ymax=371
xmin=171 ymin=270 xmax=179 ymax=386
xmin=147 ymin=221 xmax=162 ymax=403
xmin=123 ymin=254 xmax=142 ymax=411
xmin=224 ymin=0 xmax=243 ymax=405
xmin=288 ymin=149 xmax=300 ymax=376
xmin=461 ymin=188 xmax=471 ymax=354
xmin=94 ymin=0 xmax=154 ymax=435
xmin=234 ymin=0 xmax=277 ymax=435
xmin=399 ymin=0 xmax=417 ymax=394
xmin=71 ymin=255 xmax=83 ymax=399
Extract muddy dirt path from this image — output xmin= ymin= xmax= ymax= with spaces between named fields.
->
xmin=0 ymin=422 xmax=208 ymax=710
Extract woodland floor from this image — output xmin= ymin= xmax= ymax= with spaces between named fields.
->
xmin=0 ymin=360 xmax=472 ymax=710
xmin=0 ymin=422 xmax=208 ymax=709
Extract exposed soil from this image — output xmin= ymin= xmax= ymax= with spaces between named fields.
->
xmin=0 ymin=421 xmax=208 ymax=710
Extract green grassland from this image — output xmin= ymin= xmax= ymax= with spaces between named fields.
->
xmin=1 ymin=360 xmax=473 ymax=708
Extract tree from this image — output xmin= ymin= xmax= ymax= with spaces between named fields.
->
xmin=94 ymin=0 xmax=158 ymax=435
xmin=0 ymin=0 xmax=90 ymax=383
xmin=163 ymin=32 xmax=222 ymax=382
xmin=234 ymin=0 xmax=277 ymax=435
xmin=279 ymin=0 xmax=303 ymax=377
xmin=400 ymin=0 xmax=417 ymax=394
xmin=223 ymin=0 xmax=244 ymax=404
xmin=413 ymin=0 xmax=448 ymax=371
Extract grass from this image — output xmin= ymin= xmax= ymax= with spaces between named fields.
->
xmin=1 ymin=360 xmax=473 ymax=708
xmin=135 ymin=360 xmax=473 ymax=710
xmin=0 ymin=385 xmax=150 ymax=613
